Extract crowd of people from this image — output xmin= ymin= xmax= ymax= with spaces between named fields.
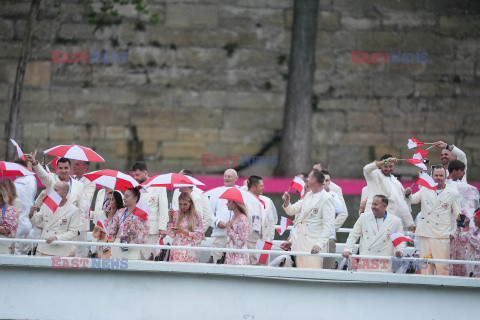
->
xmin=0 ymin=140 xmax=479 ymax=278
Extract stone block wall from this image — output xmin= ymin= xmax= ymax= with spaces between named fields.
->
xmin=0 ymin=0 xmax=479 ymax=180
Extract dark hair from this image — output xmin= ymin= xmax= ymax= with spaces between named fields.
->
xmin=448 ymin=159 xmax=465 ymax=173
xmin=374 ymin=194 xmax=389 ymax=206
xmin=247 ymin=175 xmax=262 ymax=189
xmin=380 ymin=154 xmax=393 ymax=161
xmin=126 ymin=187 xmax=141 ymax=203
xmin=315 ymin=161 xmax=329 ymax=170
xmin=431 ymin=164 xmax=446 ymax=175
xmin=109 ymin=191 xmax=125 ymax=210
xmin=181 ymin=169 xmax=194 ymax=177
xmin=14 ymin=158 xmax=27 ymax=167
xmin=311 ymin=169 xmax=325 ymax=184
xmin=320 ymin=169 xmax=330 ymax=177
xmin=131 ymin=161 xmax=147 ymax=172
xmin=57 ymin=157 xmax=71 ymax=166
xmin=300 ymin=172 xmax=309 ymax=179
xmin=78 ymin=160 xmax=90 ymax=168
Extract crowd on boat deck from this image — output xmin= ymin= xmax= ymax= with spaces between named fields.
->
xmin=1 ymin=140 xmax=479 ymax=277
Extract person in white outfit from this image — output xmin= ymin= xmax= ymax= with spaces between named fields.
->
xmin=433 ymin=141 xmax=468 ymax=182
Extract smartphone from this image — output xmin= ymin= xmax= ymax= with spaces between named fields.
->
xmin=457 ymin=214 xmax=466 ymax=228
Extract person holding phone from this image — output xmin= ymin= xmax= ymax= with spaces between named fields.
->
xmin=456 ymin=210 xmax=480 ymax=277
xmin=167 ymin=192 xmax=203 ymax=263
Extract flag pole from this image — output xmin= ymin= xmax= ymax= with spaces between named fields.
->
xmin=425 ymin=145 xmax=435 ymax=150
xmin=287 ymin=186 xmax=291 ymax=193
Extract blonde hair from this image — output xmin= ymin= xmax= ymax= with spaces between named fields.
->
xmin=175 ymin=192 xmax=197 ymax=232
xmin=231 ymin=201 xmax=248 ymax=217
xmin=0 ymin=179 xmax=17 ymax=206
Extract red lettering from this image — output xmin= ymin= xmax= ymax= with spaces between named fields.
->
xmin=370 ymin=52 xmax=379 ymax=63
xmin=220 ymin=155 xmax=229 ymax=166
xmin=370 ymin=258 xmax=379 ymax=269
xmin=379 ymin=53 xmax=389 ymax=63
xmin=59 ymin=53 xmax=69 ymax=63
xmin=230 ymin=156 xmax=239 ymax=166
xmin=79 ymin=258 xmax=89 ymax=269
xmin=79 ymin=52 xmax=89 ymax=64
xmin=380 ymin=259 xmax=390 ymax=269
xmin=362 ymin=53 xmax=371 ymax=64
xmin=70 ymin=258 xmax=79 ymax=269
xmin=51 ymin=257 xmax=61 ymax=269
xmin=359 ymin=258 xmax=370 ymax=269
xmin=211 ymin=156 xmax=221 ymax=166
xmin=51 ymin=51 xmax=62 ymax=63
xmin=351 ymin=51 xmax=362 ymax=63
xmin=70 ymin=52 xmax=79 ymax=64
xmin=201 ymin=154 xmax=211 ymax=166
xmin=350 ymin=257 xmax=360 ymax=270
xmin=61 ymin=258 xmax=70 ymax=269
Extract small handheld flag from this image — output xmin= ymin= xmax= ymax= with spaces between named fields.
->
xmin=43 ymin=190 xmax=62 ymax=213
xmin=256 ymin=240 xmax=273 ymax=265
xmin=133 ymin=200 xmax=150 ymax=220
xmin=276 ymin=217 xmax=292 ymax=236
xmin=389 ymin=233 xmax=413 ymax=247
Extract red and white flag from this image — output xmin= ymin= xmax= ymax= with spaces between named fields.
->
xmin=10 ymin=139 xmax=25 ymax=160
xmin=405 ymin=159 xmax=427 ymax=171
xmin=290 ymin=176 xmax=305 ymax=196
xmin=43 ymin=189 xmax=62 ymax=213
xmin=156 ymin=237 xmax=165 ymax=254
xmin=389 ymin=233 xmax=414 ymax=247
xmin=256 ymin=240 xmax=273 ymax=265
xmin=415 ymin=172 xmax=437 ymax=190
xmin=133 ymin=200 xmax=150 ymax=220
xmin=96 ymin=218 xmax=111 ymax=239
xmin=50 ymin=157 xmax=60 ymax=171
xmin=407 ymin=137 xmax=424 ymax=149
xmin=276 ymin=217 xmax=292 ymax=236
xmin=412 ymin=148 xmax=428 ymax=160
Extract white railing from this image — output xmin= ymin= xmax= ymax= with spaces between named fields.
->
xmin=2 ymin=238 xmax=480 ymax=274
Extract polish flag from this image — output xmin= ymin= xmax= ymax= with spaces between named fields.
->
xmin=389 ymin=233 xmax=414 ymax=247
xmin=415 ymin=172 xmax=437 ymax=190
xmin=405 ymin=159 xmax=427 ymax=171
xmin=43 ymin=189 xmax=62 ymax=213
xmin=133 ymin=200 xmax=150 ymax=220
xmin=276 ymin=217 xmax=292 ymax=236
xmin=10 ymin=139 xmax=25 ymax=160
xmin=256 ymin=240 xmax=273 ymax=265
xmin=407 ymin=137 xmax=424 ymax=149
xmin=291 ymin=176 xmax=305 ymax=196
xmin=96 ymin=218 xmax=111 ymax=239
xmin=156 ymin=237 xmax=165 ymax=254
xmin=412 ymin=148 xmax=428 ymax=160
xmin=50 ymin=157 xmax=60 ymax=171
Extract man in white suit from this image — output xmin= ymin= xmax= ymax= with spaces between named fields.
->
xmin=363 ymin=155 xmax=415 ymax=231
xmin=171 ymin=169 xmax=211 ymax=234
xmin=405 ymin=166 xmax=460 ymax=275
xmin=29 ymin=182 xmax=81 ymax=257
xmin=131 ymin=161 xmax=168 ymax=260
xmin=73 ymin=160 xmax=96 ymax=208
xmin=282 ymin=169 xmax=335 ymax=269
xmin=25 ymin=152 xmax=86 ymax=256
xmin=343 ymin=195 xmax=405 ymax=273
xmin=245 ymin=175 xmax=275 ymax=265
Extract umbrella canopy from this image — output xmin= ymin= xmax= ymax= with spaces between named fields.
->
xmin=142 ymin=173 xmax=205 ymax=188
xmin=84 ymin=169 xmax=145 ymax=192
xmin=0 ymin=161 xmax=35 ymax=177
xmin=204 ymin=186 xmax=265 ymax=208
xmin=43 ymin=145 xmax=105 ymax=162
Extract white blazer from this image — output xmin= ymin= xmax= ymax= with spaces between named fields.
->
xmin=140 ymin=186 xmax=168 ymax=235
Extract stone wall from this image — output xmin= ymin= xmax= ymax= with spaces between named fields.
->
xmin=0 ymin=0 xmax=479 ymax=180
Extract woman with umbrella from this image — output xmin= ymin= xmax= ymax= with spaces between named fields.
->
xmin=167 ymin=192 xmax=204 ymax=263
xmin=0 ymin=182 xmax=19 ymax=254
xmin=107 ymin=188 xmax=149 ymax=260
xmin=225 ymin=200 xmax=250 ymax=265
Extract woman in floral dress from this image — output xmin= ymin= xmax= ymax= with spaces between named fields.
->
xmin=0 ymin=183 xmax=19 ymax=254
xmin=167 ymin=192 xmax=203 ymax=263
xmin=456 ymin=210 xmax=480 ymax=277
xmin=108 ymin=188 xmax=149 ymax=260
xmin=225 ymin=200 xmax=250 ymax=265
xmin=93 ymin=191 xmax=124 ymax=259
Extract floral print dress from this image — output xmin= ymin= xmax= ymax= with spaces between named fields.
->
xmin=0 ymin=205 xmax=18 ymax=254
xmin=167 ymin=211 xmax=203 ymax=263
xmin=456 ymin=227 xmax=480 ymax=277
xmin=225 ymin=214 xmax=250 ymax=265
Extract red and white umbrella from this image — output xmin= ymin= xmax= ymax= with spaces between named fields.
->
xmin=142 ymin=173 xmax=205 ymax=188
xmin=204 ymin=186 xmax=265 ymax=208
xmin=43 ymin=145 xmax=105 ymax=162
xmin=0 ymin=161 xmax=35 ymax=177
xmin=84 ymin=169 xmax=145 ymax=192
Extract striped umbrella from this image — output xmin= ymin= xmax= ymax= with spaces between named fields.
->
xmin=43 ymin=145 xmax=105 ymax=162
